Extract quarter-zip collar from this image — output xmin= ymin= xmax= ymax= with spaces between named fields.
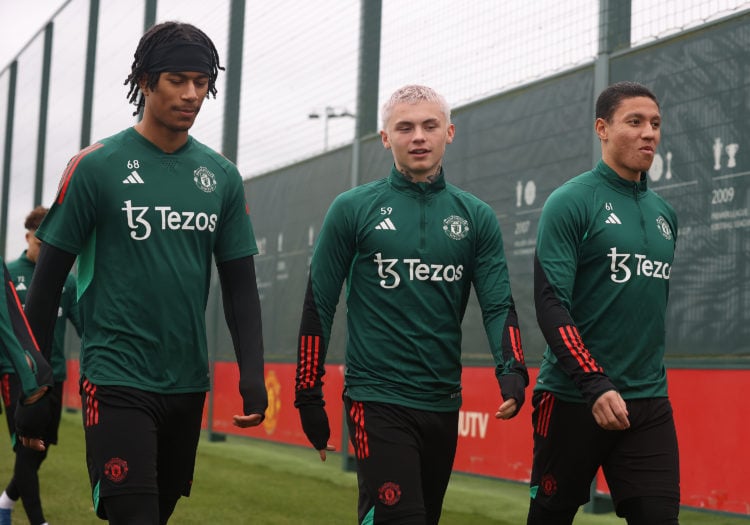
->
xmin=593 ymin=159 xmax=648 ymax=197
xmin=388 ymin=165 xmax=446 ymax=197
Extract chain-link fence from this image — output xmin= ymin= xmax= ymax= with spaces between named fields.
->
xmin=1 ymin=0 xmax=749 ymax=257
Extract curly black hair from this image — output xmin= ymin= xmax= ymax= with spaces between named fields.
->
xmin=124 ymin=21 xmax=224 ymax=116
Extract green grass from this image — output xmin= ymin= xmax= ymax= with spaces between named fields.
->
xmin=0 ymin=411 xmax=746 ymax=523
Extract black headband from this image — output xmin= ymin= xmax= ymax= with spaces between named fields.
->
xmin=144 ymin=41 xmax=212 ymax=74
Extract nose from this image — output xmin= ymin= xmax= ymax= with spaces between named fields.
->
xmin=642 ymin=123 xmax=657 ymax=139
xmin=412 ymin=126 xmax=426 ymax=142
xmin=182 ymin=81 xmax=199 ymax=100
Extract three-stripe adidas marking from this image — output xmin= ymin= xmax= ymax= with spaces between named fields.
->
xmin=375 ymin=218 xmax=397 ymax=230
xmin=123 ymin=171 xmax=144 ymax=184
xmin=605 ymin=213 xmax=621 ymax=224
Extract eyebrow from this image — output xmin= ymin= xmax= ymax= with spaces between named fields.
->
xmin=623 ymin=112 xmax=660 ymax=120
xmin=394 ymin=117 xmax=441 ymax=126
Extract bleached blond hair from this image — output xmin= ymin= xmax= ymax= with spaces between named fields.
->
xmin=381 ymin=85 xmax=451 ymax=130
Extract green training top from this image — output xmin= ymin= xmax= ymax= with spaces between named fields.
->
xmin=0 ymin=259 xmax=51 ymax=399
xmin=534 ymin=160 xmax=678 ymax=404
xmin=297 ymin=167 xmax=526 ymax=412
xmin=2 ymin=252 xmax=81 ymax=381
xmin=36 ymin=127 xmax=258 ymax=394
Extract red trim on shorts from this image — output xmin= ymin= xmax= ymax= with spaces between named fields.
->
xmin=82 ymin=379 xmax=99 ymax=427
xmin=535 ymin=392 xmax=555 ymax=438
xmin=349 ymin=401 xmax=369 ymax=459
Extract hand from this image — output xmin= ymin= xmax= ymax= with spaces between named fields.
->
xmin=592 ymin=390 xmax=630 ymax=430
xmin=498 ymin=373 xmax=526 ymax=419
xmin=14 ymin=390 xmax=52 ymax=450
xmin=495 ymin=398 xmax=518 ymax=420
xmin=19 ymin=437 xmax=46 ymax=451
xmin=317 ymin=444 xmax=336 ymax=462
xmin=232 ymin=413 xmax=264 ymax=428
xmin=297 ymin=404 xmax=332 ymax=461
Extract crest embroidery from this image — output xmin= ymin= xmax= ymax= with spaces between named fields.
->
xmin=443 ymin=215 xmax=470 ymax=240
xmin=656 ymin=216 xmax=672 ymax=240
xmin=193 ymin=167 xmax=217 ymax=193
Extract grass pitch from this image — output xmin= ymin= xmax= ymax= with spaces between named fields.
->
xmin=0 ymin=411 xmax=745 ymax=524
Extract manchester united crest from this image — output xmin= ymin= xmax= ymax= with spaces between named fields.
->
xmin=442 ymin=215 xmax=470 ymax=240
xmin=193 ymin=166 xmax=217 ymax=193
xmin=104 ymin=457 xmax=129 ymax=483
xmin=656 ymin=215 xmax=672 ymax=240
xmin=378 ymin=481 xmax=402 ymax=506
xmin=541 ymin=473 xmax=557 ymax=496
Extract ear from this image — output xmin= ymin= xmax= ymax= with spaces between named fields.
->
xmin=380 ymin=130 xmax=391 ymax=150
xmin=595 ymin=118 xmax=608 ymax=141
xmin=446 ymin=123 xmax=455 ymax=144
xmin=138 ymin=73 xmax=152 ymax=95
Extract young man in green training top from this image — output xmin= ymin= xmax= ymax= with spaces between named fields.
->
xmin=0 ymin=206 xmax=82 ymax=525
xmin=295 ymin=84 xmax=528 ymax=525
xmin=528 ymin=81 xmax=680 ymax=524
xmin=23 ymin=22 xmax=267 ymax=524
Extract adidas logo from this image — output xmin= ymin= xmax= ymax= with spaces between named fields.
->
xmin=122 ymin=171 xmax=144 ymax=184
xmin=605 ymin=213 xmax=622 ymax=225
xmin=375 ymin=218 xmax=397 ymax=230
xmin=15 ymin=282 xmax=27 ymax=292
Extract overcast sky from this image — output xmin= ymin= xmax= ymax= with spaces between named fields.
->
xmin=0 ymin=0 xmax=68 ymax=70
xmin=1 ymin=0 xmax=749 ymax=259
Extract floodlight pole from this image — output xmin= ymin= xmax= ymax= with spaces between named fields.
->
xmin=308 ymin=106 xmax=355 ymax=151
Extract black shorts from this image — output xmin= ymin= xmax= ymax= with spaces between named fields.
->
xmin=529 ymin=392 xmax=680 ymax=512
xmin=80 ymin=378 xmax=206 ymax=519
xmin=2 ymin=373 xmax=63 ymax=446
xmin=343 ymin=395 xmax=459 ymax=525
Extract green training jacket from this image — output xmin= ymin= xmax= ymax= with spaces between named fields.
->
xmin=2 ymin=252 xmax=81 ymax=381
xmin=296 ymin=167 xmax=527 ymax=412
xmin=534 ymin=160 xmax=678 ymax=405
xmin=0 ymin=259 xmax=53 ymax=400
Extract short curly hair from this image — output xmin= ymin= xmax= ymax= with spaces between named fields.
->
xmin=24 ymin=206 xmax=48 ymax=231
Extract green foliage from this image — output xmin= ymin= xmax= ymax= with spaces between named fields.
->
xmin=0 ymin=412 xmax=746 ymax=524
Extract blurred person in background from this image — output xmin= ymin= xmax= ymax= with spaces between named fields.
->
xmin=0 ymin=206 xmax=82 ymax=525
xmin=0 ymin=263 xmax=56 ymax=483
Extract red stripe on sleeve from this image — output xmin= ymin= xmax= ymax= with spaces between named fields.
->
xmin=509 ymin=326 xmax=525 ymax=364
xmin=56 ymin=143 xmax=103 ymax=204
xmin=297 ymin=335 xmax=321 ymax=391
xmin=7 ymin=280 xmax=40 ymax=351
xmin=558 ymin=325 xmax=603 ymax=374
